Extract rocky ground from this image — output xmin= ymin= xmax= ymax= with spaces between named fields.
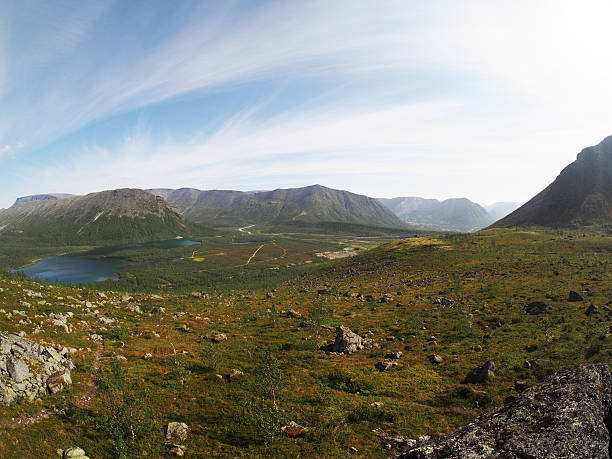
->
xmin=0 ymin=229 xmax=609 ymax=458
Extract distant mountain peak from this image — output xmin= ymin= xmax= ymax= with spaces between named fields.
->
xmin=378 ymin=196 xmax=493 ymax=232
xmin=13 ymin=193 xmax=74 ymax=206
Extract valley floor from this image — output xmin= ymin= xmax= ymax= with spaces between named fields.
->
xmin=0 ymin=228 xmax=610 ymax=458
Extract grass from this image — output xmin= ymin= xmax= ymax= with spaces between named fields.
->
xmin=0 ymin=228 xmax=609 ymax=457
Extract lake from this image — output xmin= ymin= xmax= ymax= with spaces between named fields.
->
xmin=16 ymin=256 xmax=124 ymax=284
xmin=158 ymin=239 xmax=200 ymax=248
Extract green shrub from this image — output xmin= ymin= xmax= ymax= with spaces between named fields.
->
xmin=319 ymin=369 xmax=375 ymax=395
xmin=95 ymin=362 xmax=155 ymax=458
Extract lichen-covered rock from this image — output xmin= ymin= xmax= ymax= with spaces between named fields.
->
xmin=0 ymin=332 xmax=75 ymax=404
xmin=324 ymin=326 xmax=364 ymax=354
xmin=393 ymin=364 xmax=612 ymax=459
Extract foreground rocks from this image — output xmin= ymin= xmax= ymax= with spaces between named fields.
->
xmin=393 ymin=364 xmax=612 ymax=459
xmin=0 ymin=332 xmax=75 ymax=404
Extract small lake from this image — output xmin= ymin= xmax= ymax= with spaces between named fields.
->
xmin=158 ymin=239 xmax=200 ymax=248
xmin=16 ymin=256 xmax=124 ymax=284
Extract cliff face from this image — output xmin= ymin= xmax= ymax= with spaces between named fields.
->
xmin=394 ymin=364 xmax=612 ymax=459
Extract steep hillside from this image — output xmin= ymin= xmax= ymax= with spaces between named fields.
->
xmin=0 ymin=189 xmax=189 ymax=244
xmin=493 ymin=135 xmax=612 ymax=228
xmin=150 ymin=185 xmax=406 ymax=229
xmin=379 ymin=196 xmax=493 ymax=232
xmin=485 ymin=202 xmax=523 ymax=221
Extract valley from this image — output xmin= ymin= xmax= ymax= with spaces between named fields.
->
xmin=0 ymin=228 xmax=609 ymax=457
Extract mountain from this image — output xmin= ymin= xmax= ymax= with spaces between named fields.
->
xmin=492 ymin=135 xmax=612 ymax=228
xmin=148 ymin=185 xmax=406 ymax=229
xmin=378 ymin=196 xmax=493 ymax=232
xmin=0 ymin=189 xmax=189 ymax=243
xmin=13 ymin=194 xmax=75 ymax=206
xmin=485 ymin=202 xmax=523 ymax=221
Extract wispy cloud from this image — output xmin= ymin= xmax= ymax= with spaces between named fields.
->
xmin=2 ymin=1 xmax=612 ymax=208
xmin=12 ymin=95 xmax=609 ymax=207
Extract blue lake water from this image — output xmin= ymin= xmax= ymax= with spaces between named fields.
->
xmin=158 ymin=239 xmax=200 ymax=248
xmin=16 ymin=256 xmax=124 ymax=284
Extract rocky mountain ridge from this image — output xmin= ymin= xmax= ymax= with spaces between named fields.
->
xmin=493 ymin=135 xmax=612 ymax=228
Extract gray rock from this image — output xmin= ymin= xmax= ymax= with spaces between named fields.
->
xmin=463 ymin=360 xmax=495 ymax=384
xmin=393 ymin=364 xmax=612 ymax=459
xmin=524 ymin=358 xmax=552 ymax=369
xmin=0 ymin=333 xmax=75 ymax=404
xmin=325 ymin=326 xmax=364 ymax=354
xmin=166 ymin=421 xmax=189 ymax=448
xmin=63 ymin=446 xmax=88 ymax=458
xmin=7 ymin=357 xmax=30 ymax=383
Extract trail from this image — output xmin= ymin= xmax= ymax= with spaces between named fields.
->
xmin=245 ymin=244 xmax=264 ymax=265
xmin=0 ymin=344 xmax=103 ymax=429
xmin=238 ymin=224 xmax=255 ymax=235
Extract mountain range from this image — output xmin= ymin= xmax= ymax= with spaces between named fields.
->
xmin=493 ymin=135 xmax=612 ymax=228
xmin=6 ymin=132 xmax=610 ymax=245
xmin=378 ymin=197 xmax=499 ymax=232
xmin=147 ymin=185 xmax=404 ymax=229
xmin=0 ymin=184 xmax=527 ymax=244
xmin=0 ymin=189 xmax=188 ymax=244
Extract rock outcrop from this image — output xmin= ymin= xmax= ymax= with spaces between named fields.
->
xmin=394 ymin=364 xmax=612 ymax=459
xmin=322 ymin=326 xmax=364 ymax=354
xmin=0 ymin=333 xmax=75 ymax=404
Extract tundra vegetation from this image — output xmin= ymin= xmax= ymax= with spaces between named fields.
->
xmin=0 ymin=227 xmax=609 ymax=457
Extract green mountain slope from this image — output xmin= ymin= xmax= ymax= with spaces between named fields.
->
xmin=492 ymin=135 xmax=612 ymax=228
xmin=149 ymin=185 xmax=406 ymax=229
xmin=0 ymin=189 xmax=190 ymax=244
xmin=378 ymin=196 xmax=493 ymax=232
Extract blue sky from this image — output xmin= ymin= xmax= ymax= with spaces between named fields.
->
xmin=1 ymin=0 xmax=611 ymax=208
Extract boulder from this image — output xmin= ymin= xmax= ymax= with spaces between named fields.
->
xmin=374 ymin=429 xmax=416 ymax=449
xmin=166 ymin=421 xmax=189 ymax=445
xmin=0 ymin=333 xmax=75 ymax=405
xmin=47 ymin=370 xmax=72 ymax=394
xmin=212 ymin=333 xmax=227 ymax=343
xmin=428 ymin=354 xmax=444 ymax=365
xmin=393 ymin=364 xmax=612 ymax=459
xmin=525 ymin=301 xmax=551 ymax=315
xmin=326 ymin=326 xmax=364 ymax=354
xmin=586 ymin=304 xmax=601 ymax=316
xmin=375 ymin=360 xmax=398 ymax=372
xmin=6 ymin=357 xmax=30 ymax=383
xmin=524 ymin=358 xmax=552 ymax=369
xmin=463 ymin=360 xmax=495 ymax=384
xmin=568 ymin=290 xmax=584 ymax=302
xmin=63 ymin=447 xmax=89 ymax=459
xmin=282 ymin=421 xmax=308 ymax=437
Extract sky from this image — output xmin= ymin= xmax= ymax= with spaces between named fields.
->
xmin=1 ymin=0 xmax=611 ymax=209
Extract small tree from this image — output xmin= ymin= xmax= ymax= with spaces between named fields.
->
xmin=254 ymin=350 xmax=282 ymax=410
xmin=96 ymin=362 xmax=155 ymax=458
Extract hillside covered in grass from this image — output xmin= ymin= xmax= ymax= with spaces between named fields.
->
xmin=0 ymin=228 xmax=609 ymax=457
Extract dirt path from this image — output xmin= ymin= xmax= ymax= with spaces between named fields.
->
xmin=245 ymin=244 xmax=264 ymax=265
xmin=0 ymin=344 xmax=103 ymax=429
xmin=238 ymin=224 xmax=255 ymax=235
